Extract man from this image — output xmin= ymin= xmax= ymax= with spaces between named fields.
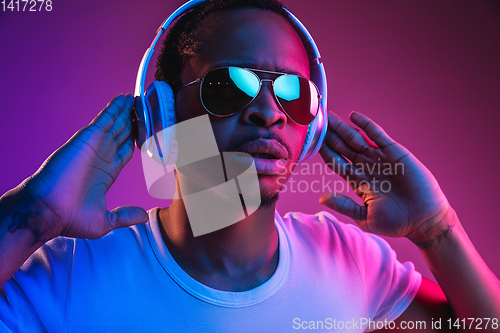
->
xmin=0 ymin=0 xmax=499 ymax=331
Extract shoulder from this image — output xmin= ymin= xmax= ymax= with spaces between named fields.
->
xmin=19 ymin=211 xmax=153 ymax=276
xmin=278 ymin=211 xmax=421 ymax=323
xmin=19 ymin=236 xmax=76 ymax=275
xmin=277 ymin=210 xmax=417 ymax=280
xmin=278 ymin=210 xmax=386 ymax=254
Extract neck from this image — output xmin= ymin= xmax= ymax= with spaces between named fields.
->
xmin=158 ymin=197 xmax=279 ymax=292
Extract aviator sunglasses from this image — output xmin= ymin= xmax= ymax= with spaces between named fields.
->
xmin=179 ymin=67 xmax=322 ymax=126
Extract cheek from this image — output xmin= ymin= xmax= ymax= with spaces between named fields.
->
xmin=208 ymin=117 xmax=237 ymax=151
xmin=290 ymin=125 xmax=310 ymax=160
xmin=174 ymin=90 xmax=235 ymax=152
xmin=175 ymin=90 xmax=205 ymax=123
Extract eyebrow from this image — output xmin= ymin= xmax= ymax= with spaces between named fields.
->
xmin=210 ymin=61 xmax=307 ymax=77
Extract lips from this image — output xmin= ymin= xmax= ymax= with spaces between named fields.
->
xmin=236 ymin=139 xmax=288 ymax=160
xmin=234 ymin=139 xmax=289 ymax=175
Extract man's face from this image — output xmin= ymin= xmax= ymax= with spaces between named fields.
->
xmin=175 ymin=8 xmax=310 ymax=203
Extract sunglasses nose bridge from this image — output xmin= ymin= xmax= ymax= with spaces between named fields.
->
xmin=260 ymin=79 xmax=275 ymax=90
xmin=255 ymin=79 xmax=280 ymax=108
xmin=243 ymin=78 xmax=287 ymax=126
xmin=255 ymin=78 xmax=273 ymax=94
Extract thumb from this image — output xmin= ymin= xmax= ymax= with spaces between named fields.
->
xmin=106 ymin=206 xmax=149 ymax=231
xmin=319 ymin=193 xmax=367 ymax=222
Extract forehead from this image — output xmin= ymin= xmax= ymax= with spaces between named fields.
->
xmin=187 ymin=8 xmax=310 ymax=79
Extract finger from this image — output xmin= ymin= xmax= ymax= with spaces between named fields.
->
xmin=90 ymin=94 xmax=129 ymax=132
xmin=319 ymin=142 xmax=354 ymax=180
xmin=328 ymin=111 xmax=373 ymax=152
xmin=349 ymin=111 xmax=395 ymax=148
xmin=113 ymin=135 xmax=135 ymax=171
xmin=115 ymin=117 xmax=133 ymax=146
xmin=323 ymin=129 xmax=358 ymax=162
xmin=106 ymin=206 xmax=149 ymax=231
xmin=109 ymin=94 xmax=135 ymax=139
xmin=319 ymin=193 xmax=367 ymax=223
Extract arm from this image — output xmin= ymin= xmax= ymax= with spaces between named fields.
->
xmin=392 ymin=210 xmax=500 ymax=332
xmin=319 ymin=111 xmax=500 ymax=332
xmin=0 ymin=94 xmax=148 ymax=288
xmin=0 ymin=183 xmax=55 ymax=289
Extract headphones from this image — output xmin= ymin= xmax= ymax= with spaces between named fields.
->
xmin=134 ymin=0 xmax=328 ymax=165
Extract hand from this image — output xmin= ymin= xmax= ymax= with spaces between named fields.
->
xmin=23 ymin=94 xmax=148 ymax=240
xmin=319 ymin=111 xmax=453 ymax=242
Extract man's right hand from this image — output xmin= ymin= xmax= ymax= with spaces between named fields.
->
xmin=22 ymin=94 xmax=148 ymax=241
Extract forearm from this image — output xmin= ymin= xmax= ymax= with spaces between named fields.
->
xmin=0 ymin=180 xmax=57 ymax=288
xmin=413 ymin=209 xmax=500 ymax=324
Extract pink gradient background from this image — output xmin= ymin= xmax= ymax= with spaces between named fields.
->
xmin=1 ymin=0 xmax=499 ymax=283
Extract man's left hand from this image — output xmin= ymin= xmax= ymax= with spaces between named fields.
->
xmin=319 ymin=111 xmax=454 ymax=243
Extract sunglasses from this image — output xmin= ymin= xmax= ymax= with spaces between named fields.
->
xmin=179 ymin=67 xmax=321 ymax=126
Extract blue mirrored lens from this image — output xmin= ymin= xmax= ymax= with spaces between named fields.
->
xmin=273 ymin=75 xmax=300 ymax=101
xmin=274 ymin=75 xmax=319 ymax=125
xmin=228 ymin=67 xmax=260 ymax=97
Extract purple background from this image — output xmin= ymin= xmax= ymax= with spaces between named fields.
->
xmin=1 ymin=0 xmax=499 ymax=283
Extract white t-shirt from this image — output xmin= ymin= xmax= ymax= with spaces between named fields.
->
xmin=0 ymin=209 xmax=421 ymax=332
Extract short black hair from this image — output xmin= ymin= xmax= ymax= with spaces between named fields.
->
xmin=154 ymin=0 xmax=312 ymax=89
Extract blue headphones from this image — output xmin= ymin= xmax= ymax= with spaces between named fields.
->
xmin=134 ymin=0 xmax=328 ymax=164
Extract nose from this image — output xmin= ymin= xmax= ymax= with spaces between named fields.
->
xmin=240 ymin=80 xmax=287 ymax=128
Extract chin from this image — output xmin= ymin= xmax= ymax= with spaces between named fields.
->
xmin=260 ymin=192 xmax=280 ymax=209
xmin=256 ymin=175 xmax=283 ymax=209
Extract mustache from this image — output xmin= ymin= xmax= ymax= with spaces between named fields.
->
xmin=224 ymin=130 xmax=293 ymax=160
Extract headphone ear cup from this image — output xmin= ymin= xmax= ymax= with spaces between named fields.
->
xmin=298 ymin=123 xmax=315 ymax=163
xmin=145 ymin=80 xmax=178 ymax=165
xmin=298 ymin=60 xmax=328 ymax=163
xmin=298 ymin=105 xmax=328 ymax=163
